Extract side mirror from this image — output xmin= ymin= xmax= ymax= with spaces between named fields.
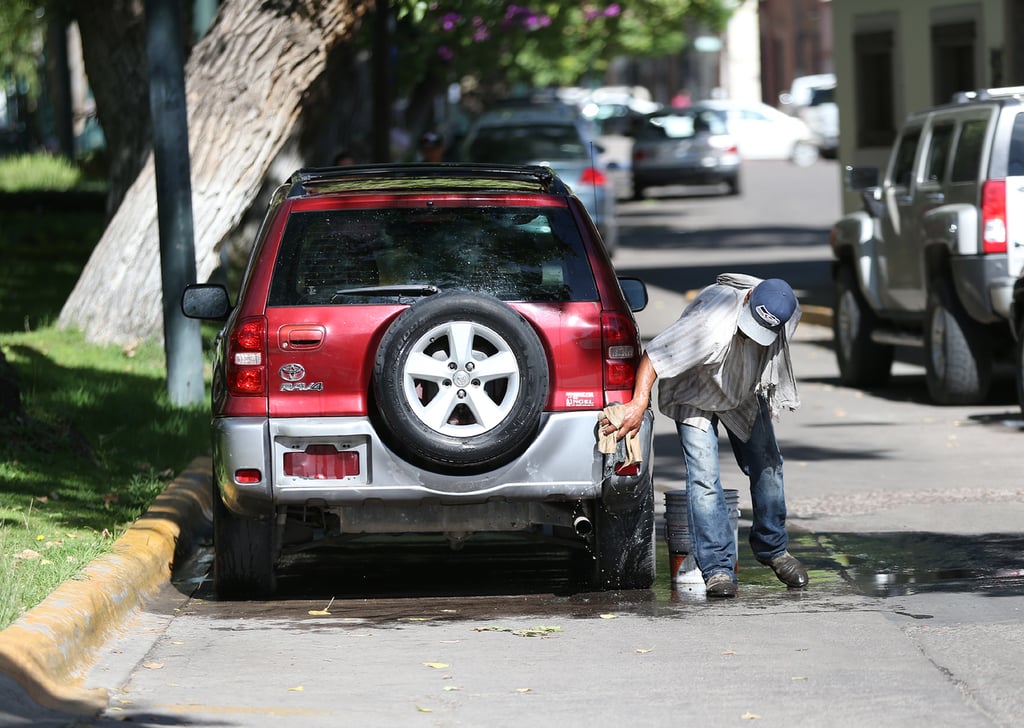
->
xmin=181 ymin=284 xmax=232 ymax=320
xmin=845 ymin=165 xmax=880 ymax=191
xmin=618 ymin=277 xmax=648 ymax=313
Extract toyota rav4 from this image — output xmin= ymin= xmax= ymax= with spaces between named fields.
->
xmin=182 ymin=164 xmax=654 ymax=597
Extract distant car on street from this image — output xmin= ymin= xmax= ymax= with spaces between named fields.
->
xmin=459 ymin=107 xmax=619 ymax=254
xmin=628 ymin=107 xmax=741 ymax=199
xmin=689 ymin=99 xmax=820 ymax=166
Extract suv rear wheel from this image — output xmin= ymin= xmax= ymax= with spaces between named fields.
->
xmin=213 ymin=491 xmax=277 ymax=598
xmin=594 ymin=484 xmax=656 ymax=589
xmin=833 ymin=265 xmax=893 ymax=386
xmin=925 ymin=277 xmax=992 ymax=404
xmin=373 ymin=291 xmax=549 ymax=474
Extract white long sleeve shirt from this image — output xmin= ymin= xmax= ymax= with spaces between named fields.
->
xmin=644 ymin=274 xmax=801 ymax=441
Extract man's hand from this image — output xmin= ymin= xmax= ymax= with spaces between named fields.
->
xmin=602 ymin=397 xmax=648 ymax=440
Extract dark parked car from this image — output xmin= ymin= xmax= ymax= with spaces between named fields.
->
xmin=629 ymin=108 xmax=742 ymax=198
xmin=182 ymin=164 xmax=654 ymax=597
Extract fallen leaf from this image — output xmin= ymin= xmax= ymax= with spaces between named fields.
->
xmin=35 ymin=496 xmax=48 ymax=504
xmin=416 ymin=706 xmax=433 ymax=713
xmin=102 ymin=493 xmax=118 ymax=509
xmin=423 ymin=662 xmax=450 ymax=669
xmin=599 ymin=613 xmax=617 ymax=619
xmin=515 ymin=688 xmax=531 ymax=693
xmin=475 ymin=625 xmax=562 ymax=637
xmin=142 ymin=662 xmax=164 ymax=670
xmin=443 ymin=686 xmax=461 ymax=692
xmin=741 ymin=712 xmax=761 ymax=720
xmin=635 ymin=648 xmax=652 ymax=654
xmin=791 ymin=676 xmax=808 ymax=681
xmin=288 ymin=685 xmax=304 ymax=692
xmin=14 ymin=549 xmax=41 ymax=561
xmin=722 ymin=650 xmax=737 ymax=655
xmin=307 ymin=597 xmax=336 ymax=616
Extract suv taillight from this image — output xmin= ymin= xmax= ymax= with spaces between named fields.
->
xmin=601 ymin=311 xmax=638 ymax=391
xmin=579 ymin=167 xmax=607 ymax=186
xmin=226 ymin=316 xmax=267 ymax=396
xmin=981 ymin=179 xmax=1007 ymax=253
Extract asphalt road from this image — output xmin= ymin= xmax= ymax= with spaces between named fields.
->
xmin=4 ymin=159 xmax=1024 ymax=727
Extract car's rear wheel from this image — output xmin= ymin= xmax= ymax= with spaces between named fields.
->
xmin=833 ymin=265 xmax=893 ymax=386
xmin=213 ymin=490 xmax=277 ymax=599
xmin=925 ymin=277 xmax=992 ymax=404
xmin=373 ymin=291 xmax=549 ymax=474
xmin=591 ymin=477 xmax=656 ymax=590
xmin=1016 ymin=320 xmax=1024 ymax=417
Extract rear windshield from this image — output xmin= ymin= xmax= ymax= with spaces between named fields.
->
xmin=466 ymin=125 xmax=587 ymax=162
xmin=268 ymin=206 xmax=599 ymax=306
xmin=634 ymin=110 xmax=727 ymax=140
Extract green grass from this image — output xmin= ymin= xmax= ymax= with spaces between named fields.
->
xmin=0 ymin=191 xmax=212 ymax=630
xmin=0 ymin=153 xmax=103 ymax=192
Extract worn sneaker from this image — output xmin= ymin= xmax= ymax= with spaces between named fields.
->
xmin=705 ymin=572 xmax=737 ymax=598
xmin=766 ymin=552 xmax=809 ymax=588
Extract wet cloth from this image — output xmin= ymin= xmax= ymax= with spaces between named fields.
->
xmin=598 ymin=404 xmax=643 ymax=466
xmin=644 ymin=273 xmax=801 ymax=441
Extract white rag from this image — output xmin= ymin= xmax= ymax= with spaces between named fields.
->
xmin=597 ymin=404 xmax=643 ymax=467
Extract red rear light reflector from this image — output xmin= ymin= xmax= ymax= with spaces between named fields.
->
xmin=227 ymin=316 xmax=267 ymax=396
xmin=284 ymin=445 xmax=360 ymax=479
xmin=614 ymin=463 xmax=640 ymax=476
xmin=235 ymin=468 xmax=262 ymax=484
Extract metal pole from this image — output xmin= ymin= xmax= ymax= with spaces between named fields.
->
xmin=145 ymin=0 xmax=204 ymax=407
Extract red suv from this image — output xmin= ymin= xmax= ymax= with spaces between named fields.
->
xmin=182 ymin=164 xmax=654 ymax=596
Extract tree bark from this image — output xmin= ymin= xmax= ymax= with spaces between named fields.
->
xmin=59 ymin=0 xmax=368 ymax=346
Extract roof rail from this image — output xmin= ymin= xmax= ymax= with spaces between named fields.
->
xmin=286 ymin=163 xmax=565 ymax=198
xmin=952 ymin=86 xmax=1024 ymax=103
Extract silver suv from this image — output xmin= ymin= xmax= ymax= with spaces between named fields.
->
xmin=831 ymin=87 xmax=1024 ymax=404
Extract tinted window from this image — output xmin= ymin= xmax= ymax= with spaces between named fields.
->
xmin=951 ymin=119 xmax=987 ymax=182
xmin=1008 ymin=113 xmax=1024 ymax=176
xmin=635 ymin=110 xmax=727 ymax=140
xmin=890 ymin=127 xmax=921 ymax=187
xmin=467 ymin=125 xmax=586 ymax=162
xmin=924 ymin=123 xmax=954 ymax=182
xmin=268 ymin=207 xmax=599 ymax=306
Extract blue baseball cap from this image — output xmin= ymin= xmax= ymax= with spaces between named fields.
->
xmin=737 ymin=278 xmax=796 ymax=346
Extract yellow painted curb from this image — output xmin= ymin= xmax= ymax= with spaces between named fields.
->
xmin=0 ymin=456 xmax=212 ymax=716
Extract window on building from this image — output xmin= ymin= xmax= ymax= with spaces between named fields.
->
xmin=854 ymin=30 xmax=896 ymax=147
xmin=932 ymin=22 xmax=977 ymax=104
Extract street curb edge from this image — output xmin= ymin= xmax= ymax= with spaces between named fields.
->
xmin=0 ymin=455 xmax=213 ymax=716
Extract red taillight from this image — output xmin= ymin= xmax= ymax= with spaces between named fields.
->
xmin=601 ymin=311 xmax=638 ymax=391
xmin=579 ymin=167 xmax=607 ymax=186
xmin=981 ymin=179 xmax=1007 ymax=253
xmin=235 ymin=468 xmax=262 ymax=484
xmin=284 ymin=445 xmax=360 ymax=479
xmin=227 ymin=316 xmax=267 ymax=396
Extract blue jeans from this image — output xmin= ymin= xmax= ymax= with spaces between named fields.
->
xmin=676 ymin=396 xmax=789 ymax=583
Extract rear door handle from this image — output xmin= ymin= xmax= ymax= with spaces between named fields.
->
xmin=279 ymin=325 xmax=325 ymax=350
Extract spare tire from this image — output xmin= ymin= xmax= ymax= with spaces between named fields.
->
xmin=373 ymin=290 xmax=549 ymax=473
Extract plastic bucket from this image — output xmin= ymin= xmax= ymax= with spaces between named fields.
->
xmin=664 ymin=488 xmax=740 ymax=585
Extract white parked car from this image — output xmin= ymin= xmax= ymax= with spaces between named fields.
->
xmin=688 ymin=99 xmax=820 ymax=166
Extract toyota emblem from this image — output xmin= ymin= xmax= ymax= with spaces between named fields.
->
xmin=279 ymin=363 xmax=306 ymax=382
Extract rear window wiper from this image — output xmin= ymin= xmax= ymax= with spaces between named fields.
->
xmin=333 ymin=284 xmax=440 ymax=301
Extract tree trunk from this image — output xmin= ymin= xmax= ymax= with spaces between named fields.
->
xmin=58 ymin=0 xmax=368 ymax=346
xmin=71 ymin=0 xmax=151 ymax=217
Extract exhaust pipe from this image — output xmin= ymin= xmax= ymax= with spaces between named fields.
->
xmin=573 ymin=514 xmax=593 ymax=537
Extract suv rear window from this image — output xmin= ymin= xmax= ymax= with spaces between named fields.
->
xmin=467 ymin=125 xmax=587 ymax=162
xmin=268 ymin=206 xmax=599 ymax=306
xmin=951 ymin=119 xmax=987 ymax=182
xmin=635 ymin=110 xmax=727 ymax=140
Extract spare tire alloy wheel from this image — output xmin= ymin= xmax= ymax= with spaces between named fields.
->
xmin=374 ymin=291 xmax=549 ymax=473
